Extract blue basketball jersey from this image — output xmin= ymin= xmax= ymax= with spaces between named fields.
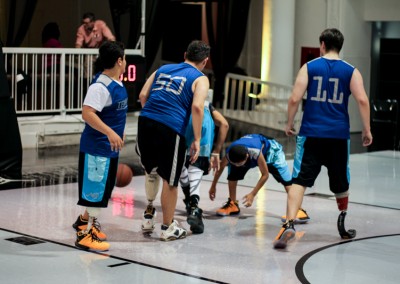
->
xmin=80 ymin=74 xmax=128 ymax=158
xmin=185 ymin=101 xmax=215 ymax=158
xmin=299 ymin=57 xmax=355 ymax=139
xmin=227 ymin=134 xmax=271 ymax=168
xmin=140 ymin=62 xmax=205 ymax=136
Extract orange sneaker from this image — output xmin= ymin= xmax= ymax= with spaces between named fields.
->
xmin=75 ymin=228 xmax=110 ymax=252
xmin=273 ymin=220 xmax=296 ymax=249
xmin=280 ymin=208 xmax=310 ymax=224
xmin=72 ymin=215 xmax=107 ymax=240
xmin=216 ymin=198 xmax=240 ymax=216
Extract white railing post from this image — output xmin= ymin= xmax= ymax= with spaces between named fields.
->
xmin=59 ymin=52 xmax=66 ymax=117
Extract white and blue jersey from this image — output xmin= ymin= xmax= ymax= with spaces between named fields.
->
xmin=140 ymin=62 xmax=205 ymax=136
xmin=300 ymin=57 xmax=355 ymax=139
xmin=80 ymin=74 xmax=128 ymax=158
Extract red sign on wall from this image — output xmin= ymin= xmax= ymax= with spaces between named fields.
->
xmin=300 ymin=47 xmax=320 ymax=67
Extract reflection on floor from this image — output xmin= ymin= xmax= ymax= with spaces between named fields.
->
xmin=0 ymin=150 xmax=400 ymax=284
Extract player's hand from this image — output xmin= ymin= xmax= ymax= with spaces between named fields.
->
xmin=209 ymin=153 xmax=220 ymax=174
xmin=242 ymin=193 xmax=255 ymax=207
xmin=209 ymin=186 xmax=216 ymax=201
xmin=108 ymin=131 xmax=124 ymax=152
xmin=285 ymin=124 xmax=297 ymax=136
xmin=189 ymin=140 xmax=200 ymax=164
xmin=362 ymin=130 xmax=373 ymax=147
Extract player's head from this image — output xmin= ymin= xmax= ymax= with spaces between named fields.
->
xmin=227 ymin=145 xmax=248 ymax=167
xmin=97 ymin=41 xmax=125 ymax=71
xmin=319 ymin=28 xmax=344 ymax=54
xmin=184 ymin=40 xmax=210 ymax=69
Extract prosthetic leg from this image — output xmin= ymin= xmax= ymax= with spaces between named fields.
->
xmin=336 ymin=191 xmax=356 ymax=239
xmin=142 ymin=169 xmax=160 ymax=232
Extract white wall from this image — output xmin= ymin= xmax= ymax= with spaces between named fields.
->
xmin=364 ymin=0 xmax=400 ymax=21
xmin=340 ymin=0 xmax=372 ymax=132
xmin=293 ymin=0 xmax=327 ymax=79
xmin=237 ymin=0 xmax=263 ymax=78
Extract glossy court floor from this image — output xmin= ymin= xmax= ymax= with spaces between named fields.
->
xmin=0 ymin=145 xmax=399 ymax=284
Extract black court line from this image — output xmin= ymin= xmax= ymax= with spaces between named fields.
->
xmin=0 ymin=227 xmax=228 ymax=284
xmin=108 ymin=262 xmax=131 ymax=268
xmin=295 ymin=233 xmax=400 ymax=284
xmin=267 ymin=188 xmax=400 ymax=211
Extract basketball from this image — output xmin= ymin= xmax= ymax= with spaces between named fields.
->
xmin=116 ymin=163 xmax=133 ymax=187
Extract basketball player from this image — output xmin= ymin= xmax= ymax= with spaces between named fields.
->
xmin=208 ymin=134 xmax=309 ymax=223
xmin=73 ymin=41 xmax=127 ymax=251
xmin=274 ymin=28 xmax=373 ymax=249
xmin=136 ymin=40 xmax=210 ymax=241
xmin=141 ymin=97 xmax=229 ymax=235
xmin=178 ymin=100 xmax=229 ymax=234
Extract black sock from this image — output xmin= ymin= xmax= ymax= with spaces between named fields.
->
xmin=182 ymin=185 xmax=190 ymax=201
xmin=190 ymin=195 xmax=200 ymax=206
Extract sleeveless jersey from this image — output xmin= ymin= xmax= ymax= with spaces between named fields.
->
xmin=299 ymin=57 xmax=355 ymax=139
xmin=227 ymin=134 xmax=271 ymax=169
xmin=185 ymin=101 xmax=215 ymax=158
xmin=80 ymin=74 xmax=128 ymax=158
xmin=140 ymin=62 xmax=205 ymax=136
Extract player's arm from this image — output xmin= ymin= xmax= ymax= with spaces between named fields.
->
xmin=350 ymin=68 xmax=373 ymax=146
xmin=209 ymin=109 xmax=229 ymax=172
xmin=242 ymin=153 xmax=269 ymax=207
xmin=82 ymin=106 xmax=123 ymax=152
xmin=209 ymin=156 xmax=228 ymax=200
xmin=286 ymin=64 xmax=308 ymax=136
xmin=189 ymin=76 xmax=209 ymax=163
xmin=138 ymin=71 xmax=156 ymax=107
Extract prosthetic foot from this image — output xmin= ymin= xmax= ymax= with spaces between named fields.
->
xmin=337 ymin=211 xmax=356 ymax=239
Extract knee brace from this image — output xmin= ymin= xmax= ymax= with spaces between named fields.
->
xmin=145 ymin=169 xmax=160 ymax=202
xmin=335 ymin=191 xmax=349 ymax=211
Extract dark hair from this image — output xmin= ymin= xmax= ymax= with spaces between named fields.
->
xmin=95 ymin=41 xmax=125 ymax=71
xmin=227 ymin=145 xmax=248 ymax=163
xmin=41 ymin=22 xmax=60 ymax=44
xmin=319 ymin=28 xmax=344 ymax=53
xmin=82 ymin=12 xmax=95 ymax=22
xmin=185 ymin=40 xmax=210 ymax=63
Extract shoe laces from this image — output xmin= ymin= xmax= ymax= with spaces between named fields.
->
xmin=145 ymin=205 xmax=154 ymax=215
xmin=87 ymin=229 xmax=103 ymax=243
xmin=284 ymin=220 xmax=295 ymax=229
xmin=190 ymin=207 xmax=202 ymax=217
xmin=91 ymin=218 xmax=102 ymax=232
xmin=221 ymin=199 xmax=234 ymax=209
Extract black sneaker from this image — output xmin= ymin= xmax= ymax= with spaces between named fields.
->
xmin=273 ymin=220 xmax=296 ymax=249
xmin=187 ymin=206 xmax=204 ymax=234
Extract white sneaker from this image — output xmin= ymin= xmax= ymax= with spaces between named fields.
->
xmin=141 ymin=205 xmax=156 ymax=232
xmin=160 ymin=220 xmax=187 ymax=241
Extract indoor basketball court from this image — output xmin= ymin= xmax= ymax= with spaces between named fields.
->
xmin=0 ymin=148 xmax=399 ymax=283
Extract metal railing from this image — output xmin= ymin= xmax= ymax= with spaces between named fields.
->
xmin=3 ymin=47 xmax=297 ymax=132
xmin=222 ymin=73 xmax=300 ymax=131
xmin=3 ymin=47 xmax=143 ymax=115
